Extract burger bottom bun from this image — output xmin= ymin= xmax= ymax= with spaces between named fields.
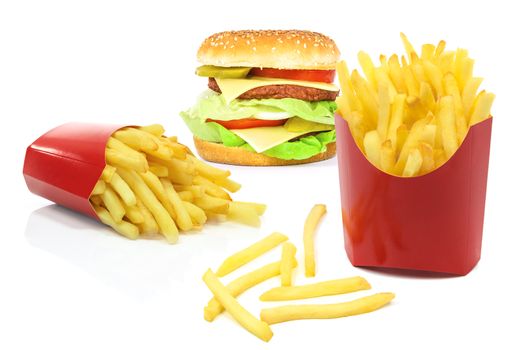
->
xmin=193 ymin=137 xmax=336 ymax=166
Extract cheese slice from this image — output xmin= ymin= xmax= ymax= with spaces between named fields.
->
xmin=230 ymin=126 xmax=310 ymax=153
xmin=215 ymin=77 xmax=339 ymax=104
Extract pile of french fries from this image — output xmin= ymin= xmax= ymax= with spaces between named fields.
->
xmin=89 ymin=124 xmax=266 ymax=243
xmin=202 ymin=205 xmax=394 ymax=342
xmin=336 ymin=33 xmax=495 ymax=176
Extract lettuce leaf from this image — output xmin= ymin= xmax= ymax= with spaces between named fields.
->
xmin=180 ymin=113 xmax=335 ymax=160
xmin=181 ymin=90 xmax=336 ymax=125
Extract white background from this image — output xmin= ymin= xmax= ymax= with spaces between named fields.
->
xmin=1 ymin=0 xmax=524 ymax=349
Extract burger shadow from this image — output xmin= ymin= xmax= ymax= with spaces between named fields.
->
xmin=24 ymin=204 xmax=195 ymax=300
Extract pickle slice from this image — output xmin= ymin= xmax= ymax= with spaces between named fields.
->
xmin=195 ymin=65 xmax=251 ymax=78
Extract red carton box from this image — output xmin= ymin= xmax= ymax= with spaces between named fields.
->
xmin=23 ymin=123 xmax=126 ymax=219
xmin=335 ymin=114 xmax=492 ymax=275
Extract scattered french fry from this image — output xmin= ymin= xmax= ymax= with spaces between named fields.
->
xmin=280 ymin=242 xmax=297 ymax=287
xmin=204 ymin=259 xmax=297 ymax=322
xmin=203 ymin=269 xmax=273 ymax=342
xmin=216 ymin=232 xmax=288 ymax=277
xmin=260 ymin=276 xmax=371 ymax=301
xmin=303 ymin=204 xmax=327 ymax=277
xmin=260 ymin=292 xmax=395 ymax=325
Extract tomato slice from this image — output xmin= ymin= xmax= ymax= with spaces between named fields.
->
xmin=249 ymin=68 xmax=336 ymax=83
xmin=206 ymin=118 xmax=287 ymax=130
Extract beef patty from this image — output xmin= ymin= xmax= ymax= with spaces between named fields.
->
xmin=208 ymin=78 xmax=338 ymax=101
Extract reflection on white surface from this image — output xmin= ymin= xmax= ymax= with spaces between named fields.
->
xmin=24 ymin=204 xmax=199 ymax=300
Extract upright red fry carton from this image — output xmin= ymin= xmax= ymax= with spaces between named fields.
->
xmin=23 ymin=123 xmax=126 ymax=219
xmin=335 ymin=114 xmax=492 ymax=275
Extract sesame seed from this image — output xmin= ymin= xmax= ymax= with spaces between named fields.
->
xmin=304 ymin=43 xmax=307 ymax=48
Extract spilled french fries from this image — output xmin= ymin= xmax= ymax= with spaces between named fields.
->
xmin=202 ymin=205 xmax=394 ymax=342
xmin=89 ymin=124 xmax=267 ymax=243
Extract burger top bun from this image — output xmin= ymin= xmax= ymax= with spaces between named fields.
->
xmin=197 ymin=30 xmax=340 ymax=70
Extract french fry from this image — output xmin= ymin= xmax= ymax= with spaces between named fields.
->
xmin=438 ymin=96 xmax=459 ymax=158
xmin=183 ymin=201 xmax=207 ymax=226
xmin=189 ymin=155 xmax=230 ymax=180
xmin=211 ymin=176 xmax=241 ymax=193
xmin=227 ymin=201 xmax=261 ymax=227
xmin=351 ymin=69 xmax=378 ymax=124
xmin=94 ymin=206 xmax=139 ymax=240
xmin=202 ymin=269 xmax=273 ymax=342
xmin=280 ymin=242 xmax=297 ymax=287
xmin=101 ymin=186 xmax=126 ymax=223
xmin=109 ymin=172 xmax=136 ymax=206
xmin=139 ymin=171 xmax=176 ymax=218
xmin=387 ymin=94 xmax=406 ymax=150
xmin=123 ymin=204 xmax=144 ymax=224
xmin=90 ymin=195 xmax=103 ymax=207
xmin=136 ymin=199 xmax=158 ymax=234
xmin=231 ymin=201 xmax=267 ymax=216
xmin=469 ymin=91 xmax=495 ymax=126
xmin=177 ymin=190 xmax=193 ymax=202
xmin=139 ymin=124 xmax=165 ymax=137
xmin=216 ymin=232 xmax=288 ymax=277
xmin=91 ymin=180 xmax=106 ymax=195
xmin=377 ymin=83 xmax=390 ymax=140
xmin=336 ymin=60 xmax=362 ymax=112
xmin=194 ymin=194 xmax=230 ymax=214
xmin=175 ymin=185 xmax=205 ymax=198
xmin=113 ymin=127 xmax=158 ymax=152
xmin=357 ymin=51 xmax=377 ymax=87
xmin=421 ymin=44 xmax=435 ymax=60
xmin=260 ymin=292 xmax=395 ymax=325
xmin=105 ymin=148 xmax=148 ymax=173
xmin=304 ymin=204 xmax=327 ymax=277
xmin=421 ymin=124 xmax=437 ymax=147
xmin=204 ymin=259 xmax=297 ymax=322
xmin=396 ymin=125 xmax=409 ymax=157
xmin=400 ymin=32 xmax=417 ymax=62
xmin=422 ymin=60 xmax=443 ymax=97
xmin=193 ymin=175 xmax=231 ymax=200
xmin=418 ymin=142 xmax=435 ymax=175
xmin=462 ymin=77 xmax=483 ymax=116
xmin=148 ymin=163 xmax=169 ymax=178
xmin=444 ymin=73 xmax=467 ymax=141
xmin=402 ymin=148 xmax=423 ymax=177
xmin=388 ymin=55 xmax=406 ymax=93
xmin=161 ymin=178 xmax=193 ymax=231
xmin=363 ymin=130 xmax=382 ymax=169
xmin=394 ymin=116 xmax=429 ymax=174
xmin=380 ymin=140 xmax=396 ymax=174
xmin=260 ymin=277 xmax=371 ymax=301
xmin=117 ymin=168 xmax=178 ymax=243
xmin=101 ymin=165 xmax=116 ymax=182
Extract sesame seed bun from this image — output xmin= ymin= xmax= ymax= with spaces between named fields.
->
xmin=197 ymin=30 xmax=340 ymax=70
xmin=193 ymin=137 xmax=336 ymax=166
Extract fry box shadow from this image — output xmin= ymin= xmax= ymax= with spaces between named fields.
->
xmin=24 ymin=204 xmax=196 ymax=300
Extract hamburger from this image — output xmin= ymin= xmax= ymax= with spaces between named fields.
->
xmin=180 ymin=30 xmax=340 ymax=166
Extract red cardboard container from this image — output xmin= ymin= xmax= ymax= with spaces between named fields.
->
xmin=335 ymin=114 xmax=492 ymax=275
xmin=23 ymin=123 xmax=126 ymax=219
